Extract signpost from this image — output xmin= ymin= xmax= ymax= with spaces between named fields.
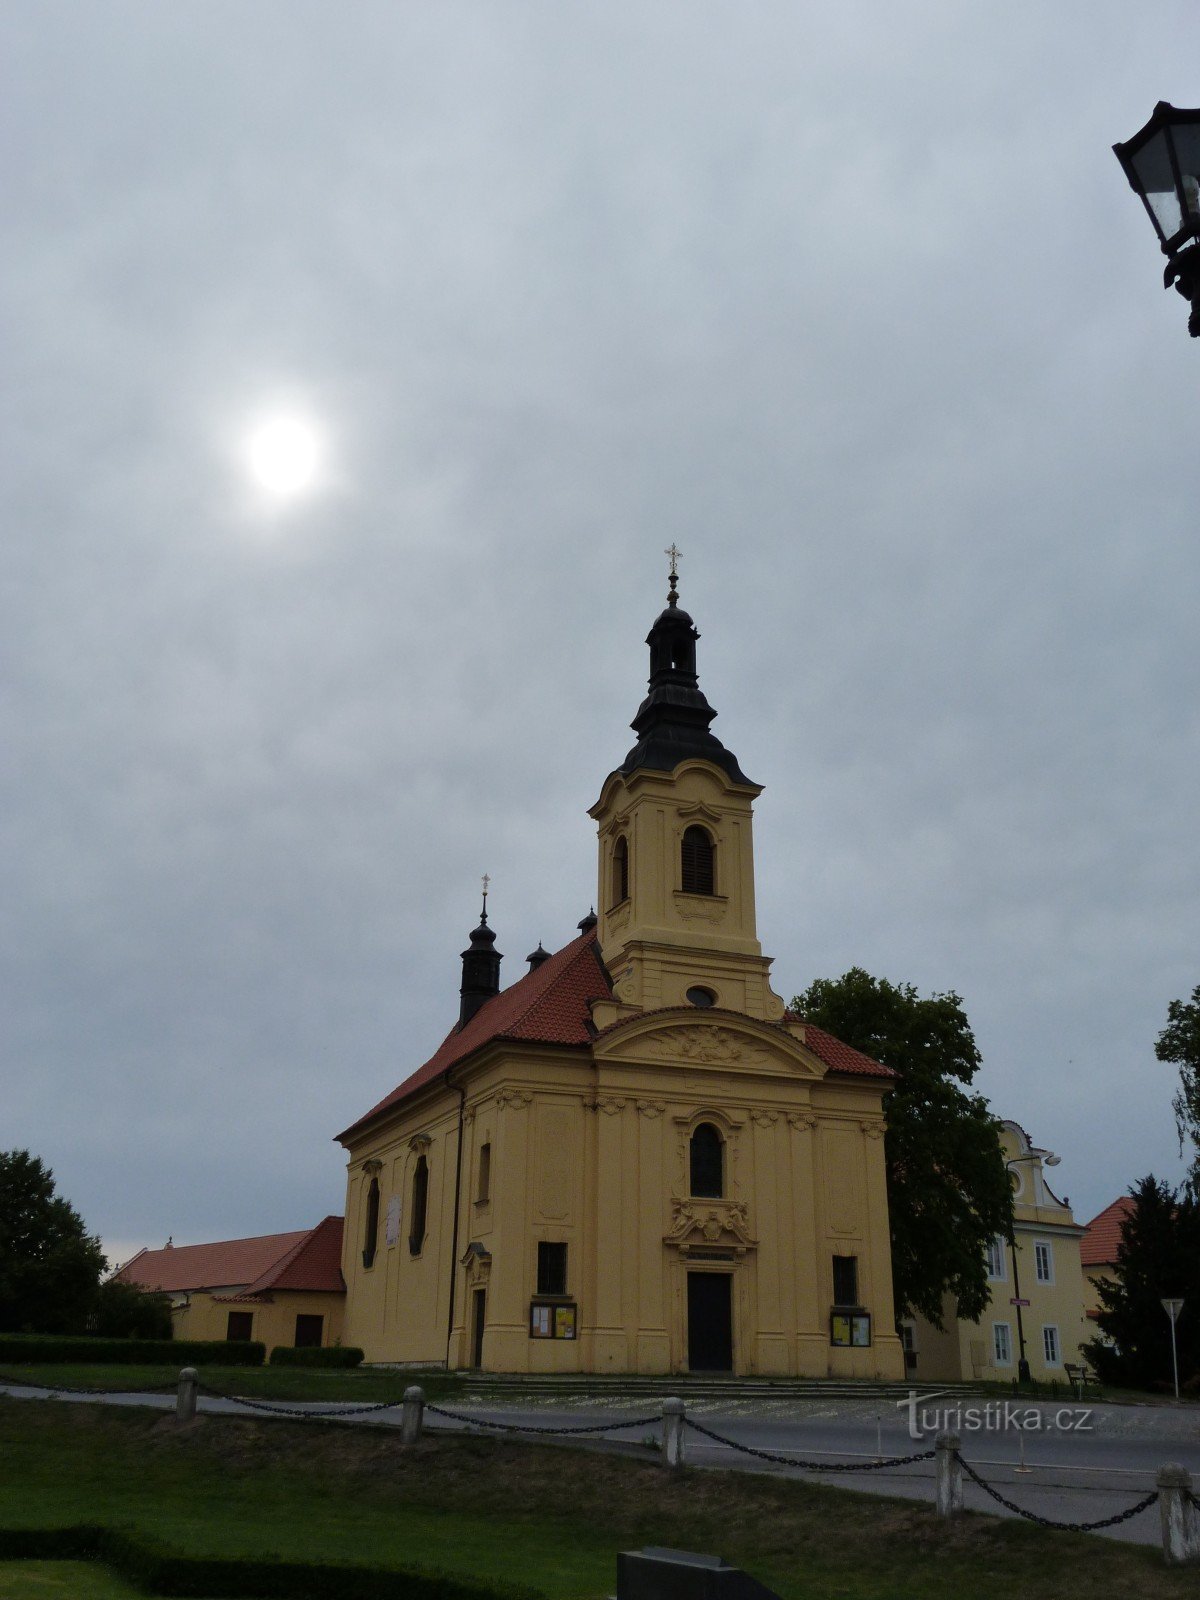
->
xmin=1161 ymin=1298 xmax=1185 ymax=1400
xmin=1009 ymin=1297 xmax=1030 ymax=1307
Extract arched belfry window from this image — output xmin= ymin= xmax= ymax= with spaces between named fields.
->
xmin=612 ymin=835 xmax=629 ymax=906
xmin=681 ymin=826 xmax=715 ymax=895
xmin=362 ymin=1175 xmax=380 ymax=1269
xmin=409 ymin=1155 xmax=429 ymax=1256
xmin=690 ymin=1122 xmax=724 ymax=1198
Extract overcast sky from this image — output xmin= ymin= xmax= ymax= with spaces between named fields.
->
xmin=4 ymin=3 xmax=1198 ymax=1267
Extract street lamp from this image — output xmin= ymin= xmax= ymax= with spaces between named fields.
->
xmin=1005 ymin=1150 xmax=1060 ymax=1385
xmin=1113 ymin=103 xmax=1200 ymax=336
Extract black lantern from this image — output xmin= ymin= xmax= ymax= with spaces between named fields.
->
xmin=1114 ymin=103 xmax=1200 ymax=336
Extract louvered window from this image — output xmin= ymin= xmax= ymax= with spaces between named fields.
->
xmin=612 ymin=836 xmax=629 ymax=905
xmin=681 ymin=826 xmax=714 ymax=894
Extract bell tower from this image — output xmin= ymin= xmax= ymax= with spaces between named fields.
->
xmin=588 ymin=554 xmax=786 ymax=1024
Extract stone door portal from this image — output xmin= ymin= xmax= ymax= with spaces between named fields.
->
xmin=686 ymin=1271 xmax=733 ymax=1371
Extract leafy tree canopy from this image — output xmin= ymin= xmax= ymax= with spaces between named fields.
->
xmin=1155 ymin=983 xmax=1200 ymax=1196
xmin=93 ymin=1277 xmax=174 ymax=1340
xmin=1088 ymin=1176 xmax=1200 ymax=1391
xmin=0 ymin=1150 xmax=107 ymax=1334
xmin=792 ymin=968 xmax=1013 ymax=1327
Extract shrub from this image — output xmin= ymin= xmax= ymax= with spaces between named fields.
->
xmin=269 ymin=1344 xmax=364 ymax=1367
xmin=0 ymin=1335 xmax=265 ymax=1367
xmin=92 ymin=1278 xmax=174 ymax=1339
xmin=0 ymin=1526 xmax=543 ymax=1600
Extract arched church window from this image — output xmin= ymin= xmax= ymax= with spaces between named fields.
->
xmin=681 ymin=826 xmax=715 ymax=895
xmin=409 ymin=1155 xmax=429 ymax=1256
xmin=690 ymin=1122 xmax=724 ymax=1198
xmin=362 ymin=1175 xmax=380 ymax=1269
xmin=612 ymin=835 xmax=629 ymax=906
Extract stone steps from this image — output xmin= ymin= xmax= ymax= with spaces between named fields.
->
xmin=437 ymin=1373 xmax=974 ymax=1401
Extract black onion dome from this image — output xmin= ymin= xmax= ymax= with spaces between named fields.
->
xmin=618 ymin=583 xmax=754 ymax=786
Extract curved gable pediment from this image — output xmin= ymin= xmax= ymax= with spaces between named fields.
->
xmin=593 ymin=1009 xmax=826 ymax=1079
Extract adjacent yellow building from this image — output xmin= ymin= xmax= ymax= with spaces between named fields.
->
xmin=336 ymin=570 xmax=904 ymax=1378
xmin=902 ymin=1122 xmax=1089 ymax=1384
xmin=115 ymin=1218 xmax=346 ymax=1351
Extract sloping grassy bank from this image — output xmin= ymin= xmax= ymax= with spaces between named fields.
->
xmin=0 ymin=1398 xmax=1188 ymax=1600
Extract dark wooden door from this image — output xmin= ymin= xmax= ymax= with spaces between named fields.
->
xmin=687 ymin=1272 xmax=733 ymax=1371
xmin=472 ymin=1288 xmax=487 ymax=1368
xmin=294 ymin=1314 xmax=323 ymax=1348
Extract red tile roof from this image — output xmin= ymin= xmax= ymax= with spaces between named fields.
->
xmin=337 ymin=929 xmax=611 ymax=1140
xmin=339 ymin=932 xmax=893 ymax=1142
xmin=794 ymin=1021 xmax=895 ymax=1080
xmin=113 ymin=1218 xmax=344 ymax=1296
xmin=1081 ymin=1195 xmax=1136 ymax=1267
xmin=244 ymin=1215 xmax=344 ymax=1295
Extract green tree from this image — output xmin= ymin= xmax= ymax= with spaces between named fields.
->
xmin=92 ymin=1277 xmax=174 ymax=1339
xmin=0 ymin=1150 xmax=107 ymax=1334
xmin=792 ymin=968 xmax=1013 ymax=1327
xmin=1088 ymin=1176 xmax=1200 ymax=1391
xmin=1155 ymin=983 xmax=1200 ymax=1195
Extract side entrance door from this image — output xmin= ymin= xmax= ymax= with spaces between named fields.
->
xmin=472 ymin=1288 xmax=487 ymax=1368
xmin=687 ymin=1272 xmax=733 ymax=1372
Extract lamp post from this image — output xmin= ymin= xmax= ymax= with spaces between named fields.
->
xmin=1005 ymin=1150 xmax=1060 ymax=1385
xmin=1114 ymin=103 xmax=1200 ymax=336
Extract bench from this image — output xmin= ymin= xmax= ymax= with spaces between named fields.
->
xmin=1063 ymin=1361 xmax=1100 ymax=1396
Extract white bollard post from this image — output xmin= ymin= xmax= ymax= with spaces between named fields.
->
xmin=1157 ymin=1464 xmax=1200 ymax=1565
xmin=661 ymin=1397 xmax=686 ymax=1469
xmin=401 ymin=1384 xmax=425 ymax=1445
xmin=935 ymin=1432 xmax=963 ymax=1519
xmin=176 ymin=1367 xmax=198 ymax=1424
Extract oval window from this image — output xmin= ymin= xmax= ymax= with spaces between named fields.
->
xmin=686 ymin=986 xmax=717 ymax=1008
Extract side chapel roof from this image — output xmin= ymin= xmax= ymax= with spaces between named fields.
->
xmin=113 ymin=1218 xmax=344 ymax=1296
xmin=338 ymin=930 xmax=892 ymax=1142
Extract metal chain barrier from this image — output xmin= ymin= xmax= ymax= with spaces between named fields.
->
xmin=0 ymin=1369 xmax=173 ymax=1396
xmin=193 ymin=1379 xmax=406 ymax=1419
xmin=426 ymin=1401 xmax=662 ymax=1436
xmin=955 ymin=1452 xmax=1159 ymax=1532
xmin=684 ymin=1416 xmax=935 ymax=1473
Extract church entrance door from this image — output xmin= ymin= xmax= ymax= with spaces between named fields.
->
xmin=686 ymin=1272 xmax=733 ymax=1371
xmin=471 ymin=1288 xmax=486 ymax=1368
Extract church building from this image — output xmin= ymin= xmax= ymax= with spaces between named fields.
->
xmin=336 ymin=566 xmax=904 ymax=1377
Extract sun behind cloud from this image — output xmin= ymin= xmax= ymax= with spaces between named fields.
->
xmin=246 ymin=415 xmax=323 ymax=497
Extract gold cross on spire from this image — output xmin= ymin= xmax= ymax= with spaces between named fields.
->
xmin=481 ymin=872 xmax=490 ymax=905
xmin=665 ymin=543 xmax=681 ymax=582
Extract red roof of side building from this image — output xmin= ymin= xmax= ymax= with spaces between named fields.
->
xmin=338 ymin=932 xmax=893 ymax=1142
xmin=113 ymin=1220 xmax=344 ymax=1296
xmin=1081 ymin=1195 xmax=1137 ymax=1268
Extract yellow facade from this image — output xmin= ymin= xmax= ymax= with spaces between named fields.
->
xmin=337 ymin=579 xmax=903 ymax=1378
xmin=904 ymin=1122 xmax=1089 ymax=1384
xmin=169 ymin=1289 xmax=345 ymax=1352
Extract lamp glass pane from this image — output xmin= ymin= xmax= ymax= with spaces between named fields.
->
xmin=1168 ymin=124 xmax=1200 ymax=233
xmin=1131 ymin=133 xmax=1182 ymax=241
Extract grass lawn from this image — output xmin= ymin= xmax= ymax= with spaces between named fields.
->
xmin=0 ymin=1397 xmax=1190 ymax=1600
xmin=0 ymin=1564 xmax=152 ymax=1598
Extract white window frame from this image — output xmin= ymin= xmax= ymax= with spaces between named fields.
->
xmin=985 ymin=1236 xmax=1006 ymax=1281
xmin=1043 ymin=1324 xmax=1061 ymax=1366
xmin=1034 ymin=1240 xmax=1054 ymax=1284
xmin=992 ymin=1322 xmax=1013 ymax=1366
